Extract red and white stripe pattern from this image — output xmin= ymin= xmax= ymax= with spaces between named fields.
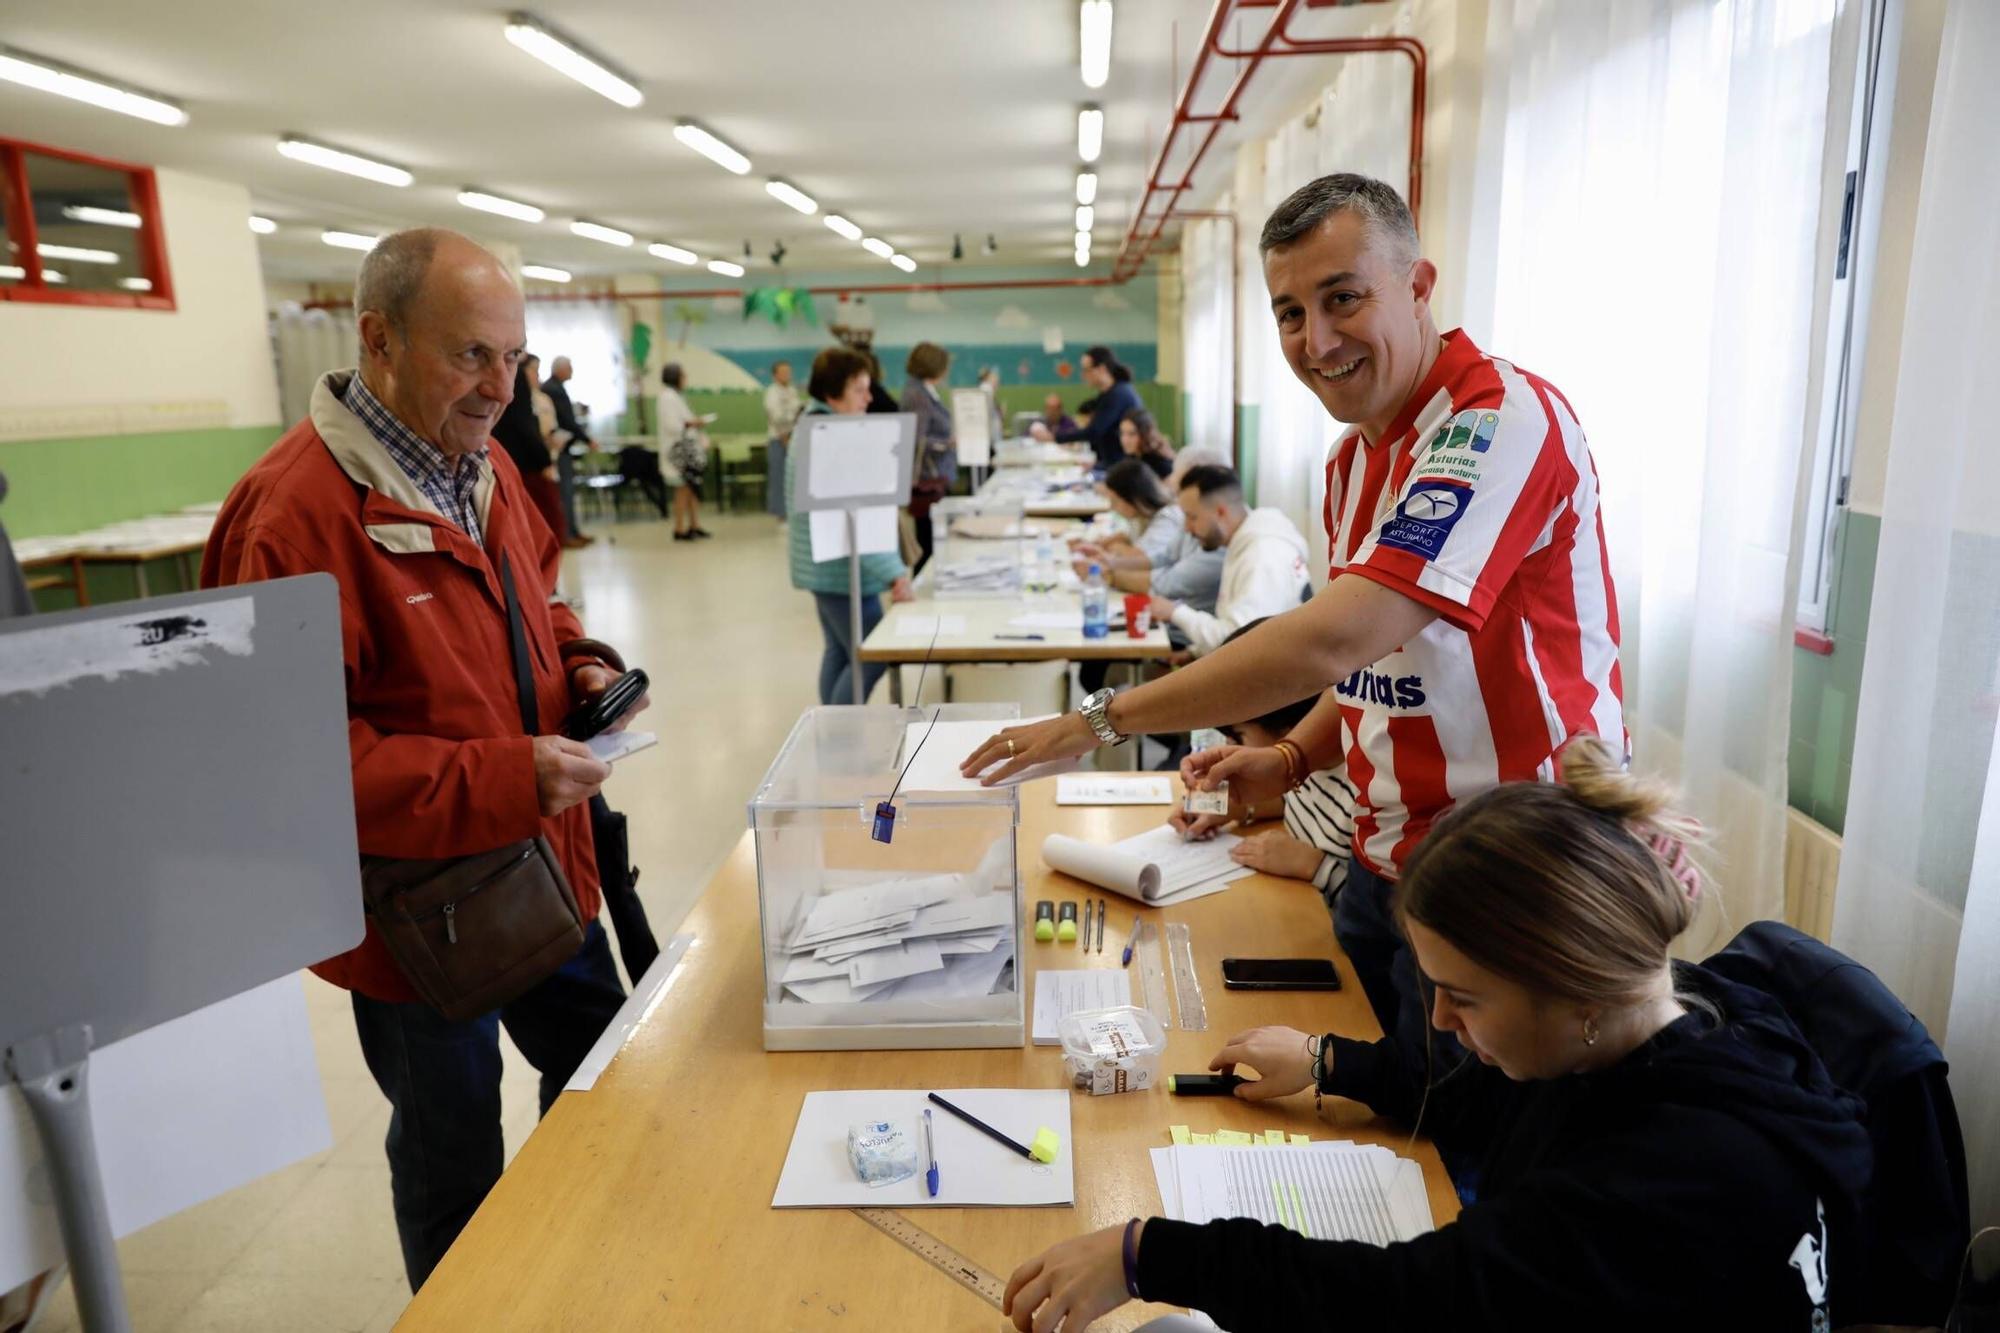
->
xmin=1322 ymin=330 xmax=1625 ymax=878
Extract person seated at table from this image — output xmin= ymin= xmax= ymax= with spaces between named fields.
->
xmin=1119 ymin=407 xmax=1177 ymax=480
xmin=1001 ymin=737 xmax=1872 ymax=1333
xmin=1074 ymin=460 xmax=1185 ymax=576
xmin=1041 ymin=392 xmax=1078 ymax=438
xmin=1028 ymin=346 xmax=1142 ymax=469
xmin=1167 ymin=618 xmax=1353 ymax=921
xmin=1154 ymin=466 xmax=1310 ymax=659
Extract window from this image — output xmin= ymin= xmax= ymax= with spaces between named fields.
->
xmin=0 ymin=137 xmax=174 ymax=310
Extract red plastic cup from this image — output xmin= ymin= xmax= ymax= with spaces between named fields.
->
xmin=1123 ymin=593 xmax=1151 ymax=638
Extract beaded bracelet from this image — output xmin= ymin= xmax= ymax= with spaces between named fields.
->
xmin=1307 ymin=1032 xmax=1333 ymax=1112
xmin=1122 ymin=1217 xmax=1144 ymax=1299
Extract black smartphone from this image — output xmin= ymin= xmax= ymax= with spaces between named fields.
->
xmin=560 ymin=668 xmax=648 ymax=741
xmin=1221 ymin=957 xmax=1342 ymax=991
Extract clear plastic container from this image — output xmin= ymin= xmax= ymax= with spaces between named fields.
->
xmin=1056 ymin=1004 xmax=1168 ymax=1095
xmin=928 ymin=495 xmax=1028 ymax=598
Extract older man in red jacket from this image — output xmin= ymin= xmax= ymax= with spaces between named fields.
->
xmin=203 ymin=228 xmax=644 ymax=1290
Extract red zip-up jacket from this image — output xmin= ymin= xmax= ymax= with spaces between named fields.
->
xmin=202 ymin=370 xmax=604 ymax=1002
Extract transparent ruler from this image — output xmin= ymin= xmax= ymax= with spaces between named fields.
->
xmin=1132 ymin=918 xmax=1172 ymax=1027
xmin=1166 ymin=921 xmax=1207 ymax=1030
xmin=851 ymin=1207 xmax=1005 ymax=1309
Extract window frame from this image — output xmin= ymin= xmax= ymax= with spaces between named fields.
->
xmin=0 ymin=135 xmax=176 ymax=311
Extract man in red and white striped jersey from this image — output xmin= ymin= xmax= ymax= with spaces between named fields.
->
xmin=965 ymin=173 xmax=1625 ymax=1047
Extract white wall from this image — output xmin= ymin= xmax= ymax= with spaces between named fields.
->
xmin=0 ymin=167 xmax=279 ymax=434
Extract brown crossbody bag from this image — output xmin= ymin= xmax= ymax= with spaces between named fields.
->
xmin=358 ymin=552 xmax=585 ymax=1021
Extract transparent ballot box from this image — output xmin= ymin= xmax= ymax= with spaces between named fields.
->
xmin=750 ymin=704 xmax=1025 ymax=1050
xmin=926 ymin=495 xmax=1028 ymax=597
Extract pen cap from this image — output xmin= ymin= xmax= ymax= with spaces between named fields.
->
xmin=1029 ymin=1127 xmax=1061 ymax=1164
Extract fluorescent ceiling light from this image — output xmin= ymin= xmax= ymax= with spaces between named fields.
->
xmin=570 ymin=219 xmax=633 ymax=247
xmin=1080 ymin=0 xmax=1113 ymax=90
xmin=321 ymin=230 xmax=380 ymax=252
xmin=1077 ymin=106 xmax=1103 ymax=164
xmin=43 ymin=270 xmax=67 ymax=284
xmin=1075 ymin=230 xmax=1092 ymax=252
xmin=0 ymin=266 xmax=23 ymax=279
xmin=248 ymin=215 xmax=277 ymax=235
xmin=458 ymin=189 xmax=545 ymax=223
xmin=889 ymin=253 xmax=917 ymax=273
xmin=0 ymin=49 xmax=186 ymax=126
xmin=1075 ymin=205 xmax=1094 ymax=233
xmin=823 ymin=214 xmax=863 ymax=242
xmin=38 ymin=243 xmax=117 ymax=264
xmin=503 ymin=13 xmax=642 ymax=108
xmin=1075 ymin=249 xmax=1090 ymax=268
xmin=61 ymin=204 xmax=141 ymax=228
xmin=521 ymin=264 xmax=571 ymax=282
xmin=673 ymin=121 xmax=751 ymax=175
xmin=765 ymin=179 xmax=817 ymax=215
xmin=118 ymin=276 xmax=153 ymax=291
xmin=860 ymin=236 xmax=894 ymax=260
xmin=1076 ymin=171 xmax=1097 ymax=206
xmin=279 ymin=136 xmax=412 ymax=188
xmin=706 ymin=259 xmax=745 ymax=277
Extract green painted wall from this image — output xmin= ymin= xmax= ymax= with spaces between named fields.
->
xmin=630 ymin=382 xmax=1183 ymax=446
xmin=1788 ymin=509 xmax=1877 ymax=833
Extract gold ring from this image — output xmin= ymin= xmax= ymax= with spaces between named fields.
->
xmin=1007 ymin=739 xmax=1017 ymax=757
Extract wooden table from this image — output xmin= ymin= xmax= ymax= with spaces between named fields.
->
xmin=397 ymin=784 xmax=1458 ymax=1331
xmin=77 ymin=538 xmax=204 ymax=598
xmin=860 ymin=596 xmax=1174 ymax=704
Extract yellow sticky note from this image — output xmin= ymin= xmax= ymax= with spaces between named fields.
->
xmin=1215 ymin=1130 xmax=1255 ymax=1146
xmin=1289 ymin=1133 xmax=1312 ymax=1146
xmin=1191 ymin=1133 xmax=1215 ymax=1145
xmin=1169 ymin=1125 xmax=1191 ymax=1146
xmin=1262 ymin=1129 xmax=1286 ymax=1146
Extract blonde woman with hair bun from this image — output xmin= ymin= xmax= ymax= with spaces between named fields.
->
xmin=1003 ymin=737 xmax=1875 ymax=1332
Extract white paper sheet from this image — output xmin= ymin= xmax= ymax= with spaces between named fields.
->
xmin=899 ymin=716 xmax=1081 ymax=792
xmin=1008 ymin=611 xmax=1084 ymax=631
xmin=809 ymin=505 xmax=899 ymax=561
xmin=805 ymin=416 xmax=903 ymax=500
xmin=1031 ymin=969 xmax=1133 ymax=1045
xmin=850 ymin=940 xmax=945 ymax=987
xmin=1055 ymin=775 xmax=1174 ymax=806
xmin=586 ymin=729 xmax=657 ymax=764
xmin=772 ymin=1089 xmax=1072 ymax=1208
xmin=952 ymin=388 xmax=993 ymax=468
xmin=886 ymin=614 xmax=967 ymax=638
xmin=881 ymin=944 xmax=1014 ymax=1002
xmin=1040 ymin=827 xmax=1252 ymax=905
xmin=1169 ymin=1144 xmax=1434 ymax=1245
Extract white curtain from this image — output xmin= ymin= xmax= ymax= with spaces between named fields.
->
xmin=526 ymin=301 xmax=629 ymax=440
xmin=271 ymin=305 xmax=357 ymax=425
xmin=1180 ymin=211 xmax=1235 ymax=462
xmin=1829 ymin=0 xmax=2000 ymax=1220
xmin=1463 ymin=0 xmax=1836 ymax=937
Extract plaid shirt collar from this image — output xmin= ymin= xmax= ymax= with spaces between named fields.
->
xmin=342 ymin=374 xmax=488 ymax=543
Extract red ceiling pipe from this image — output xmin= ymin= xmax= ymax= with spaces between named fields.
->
xmin=1170 ymin=209 xmax=1243 ymax=464
xmin=1112 ymin=0 xmax=1425 ymax=282
xmin=302 ymin=273 xmax=1123 ymax=309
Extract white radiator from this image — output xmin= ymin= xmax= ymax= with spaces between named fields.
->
xmin=1783 ymin=808 xmax=1842 ymax=941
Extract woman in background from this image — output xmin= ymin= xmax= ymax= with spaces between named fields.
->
xmin=494 ymin=354 xmax=566 ymax=545
xmin=1028 ymin=345 xmax=1141 ymax=469
xmin=655 ymin=363 xmax=710 ymax=541
xmin=1119 ymin=407 xmax=1177 ymax=480
xmin=901 ymin=341 xmax=956 ymax=571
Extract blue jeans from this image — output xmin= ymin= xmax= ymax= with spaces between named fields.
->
xmin=351 ymin=920 xmax=626 ymax=1291
xmin=813 ymin=590 xmax=886 ymax=705
xmin=765 ymin=438 xmax=788 ymax=517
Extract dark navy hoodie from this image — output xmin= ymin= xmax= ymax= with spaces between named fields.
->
xmin=1135 ymin=964 xmax=1873 ymax=1330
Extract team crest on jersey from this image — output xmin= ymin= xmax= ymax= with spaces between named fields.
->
xmin=1420 ymin=409 xmax=1500 ymax=483
xmin=1379 ymin=481 xmax=1472 ymax=561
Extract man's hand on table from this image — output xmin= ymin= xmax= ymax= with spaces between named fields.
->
xmin=960 ymin=711 xmax=1099 ymax=785
xmin=533 ymin=736 xmax=610 ymax=816
xmin=1147 ymin=594 xmax=1178 ymax=624
xmin=571 ymin=662 xmax=650 ymax=733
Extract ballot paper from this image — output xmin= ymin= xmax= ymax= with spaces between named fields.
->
xmin=586 ymin=729 xmax=657 ymax=765
xmin=1031 ymin=969 xmax=1132 ymax=1045
xmin=893 ymin=716 xmax=1082 ymax=792
xmin=1149 ymin=1143 xmax=1434 ymax=1246
xmin=776 ymin=854 xmax=1018 ymax=1006
xmin=1041 ymin=825 xmax=1252 ymax=906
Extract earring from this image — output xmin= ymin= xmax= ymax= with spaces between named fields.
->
xmin=1581 ymin=1014 xmax=1600 ymax=1047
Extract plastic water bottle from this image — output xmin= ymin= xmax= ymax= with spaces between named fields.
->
xmin=1035 ymin=528 xmax=1056 ymax=567
xmin=1082 ymin=564 xmax=1109 ymax=640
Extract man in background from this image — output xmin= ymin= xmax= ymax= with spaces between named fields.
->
xmin=541 ymin=355 xmax=593 ymax=547
xmin=763 ymin=359 xmax=802 ymax=518
xmin=1040 ymin=392 xmax=1077 ymax=438
xmin=1152 ymin=465 xmax=1310 ymax=658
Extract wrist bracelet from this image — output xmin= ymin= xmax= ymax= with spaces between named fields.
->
xmin=1122 ymin=1218 xmax=1144 ymax=1299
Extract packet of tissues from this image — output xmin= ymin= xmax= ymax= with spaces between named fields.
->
xmin=846 ymin=1120 xmax=919 ymax=1188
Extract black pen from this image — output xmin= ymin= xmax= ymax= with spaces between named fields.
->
xmin=995 ymin=633 xmax=1045 ymax=641
xmin=926 ymin=1092 xmax=1058 ymax=1162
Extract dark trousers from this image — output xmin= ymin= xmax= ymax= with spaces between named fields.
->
xmin=351 ymin=921 xmax=626 ymax=1291
xmin=813 ymin=590 xmax=886 ymax=705
xmin=556 ymin=447 xmax=583 ymax=533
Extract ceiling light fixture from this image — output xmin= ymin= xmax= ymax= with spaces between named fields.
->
xmin=1075 ymin=230 xmax=1092 ymax=252
xmin=1074 ymin=249 xmax=1090 ymax=269
xmin=37 ymin=243 xmax=117 ymax=264
xmin=1076 ymin=171 xmax=1098 ymax=206
xmin=248 ymin=215 xmax=278 ymax=235
xmin=570 ymin=219 xmax=633 ymax=246
xmin=647 ymin=241 xmax=697 ymax=265
xmin=1077 ymin=106 xmax=1104 ymax=164
xmin=823 ymin=214 xmax=863 ymax=242
xmin=764 ymin=180 xmax=817 ymax=215
xmin=457 ymin=189 xmax=545 ymax=223
xmin=43 ymin=270 xmax=67 ymax=284
xmin=706 ymin=259 xmax=745 ymax=278
xmin=1075 ymin=205 xmax=1094 ymax=233
xmin=278 ymin=135 xmax=412 ymax=187
xmin=983 ymin=234 xmax=998 ymax=255
xmin=61 ymin=204 xmax=141 ymax=228
xmin=503 ymin=12 xmax=642 ymax=108
xmin=673 ymin=120 xmax=751 ymax=175
xmin=118 ymin=276 xmax=153 ymax=291
xmin=521 ymin=264 xmax=572 ymax=282
xmin=0 ymin=266 xmax=23 ymax=279
xmin=321 ymin=230 xmax=380 ymax=252
xmin=0 ymin=48 xmax=187 ymax=126
xmin=860 ymin=237 xmax=894 ymax=260
xmin=890 ymin=253 xmax=917 ymax=273
xmin=1080 ymin=0 xmax=1114 ymax=90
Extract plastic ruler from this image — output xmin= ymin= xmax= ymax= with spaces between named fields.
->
xmin=1166 ymin=921 xmax=1207 ymax=1030
xmin=851 ymin=1207 xmax=1005 ymax=1309
xmin=1132 ymin=918 xmax=1172 ymax=1027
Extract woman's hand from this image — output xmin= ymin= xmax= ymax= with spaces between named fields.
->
xmin=1167 ymin=807 xmax=1235 ymax=841
xmin=1181 ymin=744 xmax=1290 ymax=808
xmin=1210 ymin=1025 xmax=1317 ymax=1102
xmin=960 ymin=712 xmax=1099 ymax=785
xmin=1004 ymin=1222 xmax=1135 ymax=1332
xmin=889 ymin=576 xmax=916 ymax=603
xmin=1231 ymin=830 xmax=1325 ymax=881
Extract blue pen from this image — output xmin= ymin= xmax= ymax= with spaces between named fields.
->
xmin=923 ymin=1107 xmax=939 ymax=1197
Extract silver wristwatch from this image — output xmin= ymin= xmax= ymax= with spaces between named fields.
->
xmin=1080 ymin=687 xmax=1124 ymax=745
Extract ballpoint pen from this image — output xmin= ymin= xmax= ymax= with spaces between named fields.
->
xmin=995 ymin=633 xmax=1045 ymax=641
xmin=923 ymin=1106 xmax=939 ymax=1197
